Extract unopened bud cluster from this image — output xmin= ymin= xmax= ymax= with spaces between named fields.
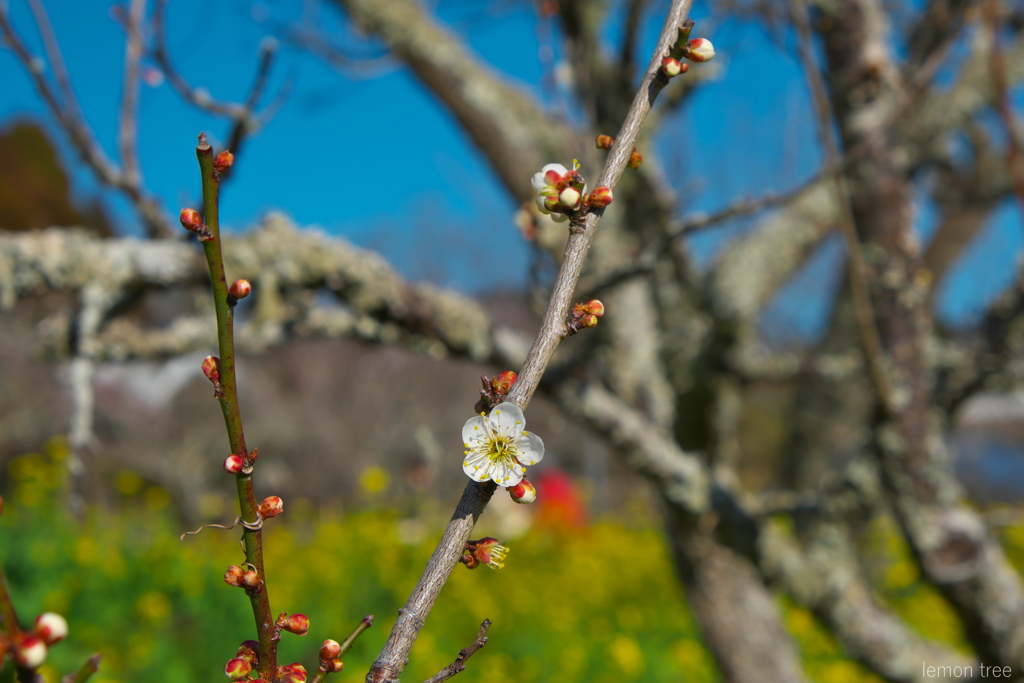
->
xmin=461 ymin=537 xmax=509 ymax=570
xmin=214 ymin=150 xmax=235 ymax=177
xmin=563 ymin=299 xmax=606 ymax=337
xmin=10 ymin=612 xmax=68 ymax=670
xmin=661 ymin=18 xmax=714 ymax=79
xmin=475 ymin=370 xmax=518 ymax=413
xmin=228 ymin=279 xmax=252 ymax=306
xmin=224 ymin=565 xmax=262 ymax=592
xmin=318 ymin=639 xmax=344 ymax=673
xmin=224 ymin=447 xmax=259 ymax=475
xmin=179 ymin=207 xmax=214 ymax=241
xmin=278 ymin=662 xmax=308 ymax=683
xmin=531 ymin=161 xmax=587 ymax=223
xmin=595 ymin=134 xmax=643 ymax=170
xmin=202 ymin=355 xmax=223 ymax=397
xmin=276 ymin=613 xmax=310 ymax=636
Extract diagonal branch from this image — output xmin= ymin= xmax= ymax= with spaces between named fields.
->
xmin=364 ymin=4 xmax=696 ymax=681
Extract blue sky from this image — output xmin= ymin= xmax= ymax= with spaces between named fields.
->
xmin=1 ymin=0 xmax=1021 ymax=339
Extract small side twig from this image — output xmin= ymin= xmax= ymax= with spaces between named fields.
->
xmin=421 ymin=620 xmax=491 ymax=683
xmin=309 ymin=615 xmax=374 ymax=683
xmin=338 ymin=614 xmax=374 ymax=658
xmin=153 ymin=0 xmax=290 ymax=169
xmin=0 ymin=0 xmax=170 ymax=236
xmin=61 ymin=654 xmax=102 ymax=683
xmin=118 ymin=0 xmax=146 ymax=188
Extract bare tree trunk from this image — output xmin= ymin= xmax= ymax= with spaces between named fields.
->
xmin=665 ymin=505 xmax=808 ymax=683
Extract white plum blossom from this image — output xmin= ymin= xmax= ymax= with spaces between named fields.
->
xmin=462 ymin=402 xmax=544 ymax=486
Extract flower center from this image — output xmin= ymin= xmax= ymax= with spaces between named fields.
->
xmin=488 ymin=436 xmax=512 ymax=460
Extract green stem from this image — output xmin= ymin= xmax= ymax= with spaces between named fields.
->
xmin=71 ymin=654 xmax=103 ymax=683
xmin=338 ymin=614 xmax=374 ymax=657
xmin=195 ymin=134 xmax=277 ymax=678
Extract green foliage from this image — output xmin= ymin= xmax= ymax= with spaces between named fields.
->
xmin=0 ymin=442 xmax=1003 ymax=683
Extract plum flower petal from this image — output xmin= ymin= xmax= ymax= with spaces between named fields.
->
xmin=462 ymin=402 xmax=545 ymax=486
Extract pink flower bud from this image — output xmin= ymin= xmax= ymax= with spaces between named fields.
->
xmin=327 ymin=659 xmax=344 ymax=673
xmin=259 ymin=496 xmax=284 ymax=519
xmin=241 ymin=569 xmax=260 ymax=590
xmin=225 ymin=657 xmax=252 ymax=680
xmin=508 ymin=478 xmax=537 ymax=504
xmin=33 ymin=612 xmax=68 ymax=645
xmin=581 ymin=313 xmax=599 ymax=328
xmin=661 ymin=57 xmax=682 ymax=77
xmin=179 ymin=208 xmax=203 ymax=232
xmin=14 ymin=635 xmax=47 ymax=669
xmin=685 ymin=37 xmax=715 ymax=62
xmin=229 ymin=279 xmax=252 ymax=301
xmin=558 ymin=186 xmax=581 ymax=210
xmin=237 ymin=640 xmax=259 ymax=665
xmin=214 ymin=150 xmax=235 ymax=175
xmin=224 ymin=566 xmax=245 ymax=587
xmin=224 ymin=455 xmax=244 ymax=474
xmin=491 ymin=371 xmax=518 ymax=395
xmin=279 ymin=663 xmax=308 ymax=683
xmin=277 ymin=613 xmax=310 ymax=636
xmin=582 ymin=299 xmax=605 ymax=317
xmin=319 ymin=639 xmax=341 ymax=661
xmin=202 ymin=356 xmax=220 ymax=383
xmin=588 ymin=187 xmax=613 ymax=209
xmin=628 ymin=149 xmax=643 ymax=169
xmin=595 ymin=134 xmax=614 ymax=150
xmin=0 ymin=496 xmax=4 ymax=515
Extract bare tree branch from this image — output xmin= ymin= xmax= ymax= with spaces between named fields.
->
xmin=420 ymin=620 xmax=491 ymax=683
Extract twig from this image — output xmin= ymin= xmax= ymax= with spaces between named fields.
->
xmin=26 ymin=0 xmax=81 ymax=120
xmin=421 ymin=620 xmax=491 ymax=683
xmin=118 ymin=0 xmax=146 ymax=187
xmin=790 ymin=0 xmax=895 ymax=414
xmin=0 ymin=1 xmax=170 ymax=236
xmin=309 ymin=615 xmax=374 ymax=683
xmin=194 ymin=134 xmax=278 ymax=677
xmin=338 ymin=614 xmax=374 ymax=657
xmin=365 ymin=3 xmax=695 ymax=681
xmin=586 ymin=169 xmax=834 ymax=295
xmin=61 ymin=654 xmax=102 ymax=683
xmin=153 ymin=0 xmax=289 ymax=176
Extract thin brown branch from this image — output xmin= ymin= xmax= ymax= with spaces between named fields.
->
xmin=26 ymin=0 xmax=80 ymax=120
xmin=364 ymin=3 xmax=695 ymax=681
xmin=118 ymin=0 xmax=146 ymax=187
xmin=152 ymin=0 xmax=240 ymax=118
xmin=0 ymin=2 xmax=170 ymax=236
xmin=420 ymin=620 xmax=491 ymax=683
xmin=587 ymin=168 xmax=835 ymax=296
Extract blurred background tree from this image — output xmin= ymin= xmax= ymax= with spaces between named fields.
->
xmin=2 ymin=0 xmax=1024 ymax=681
